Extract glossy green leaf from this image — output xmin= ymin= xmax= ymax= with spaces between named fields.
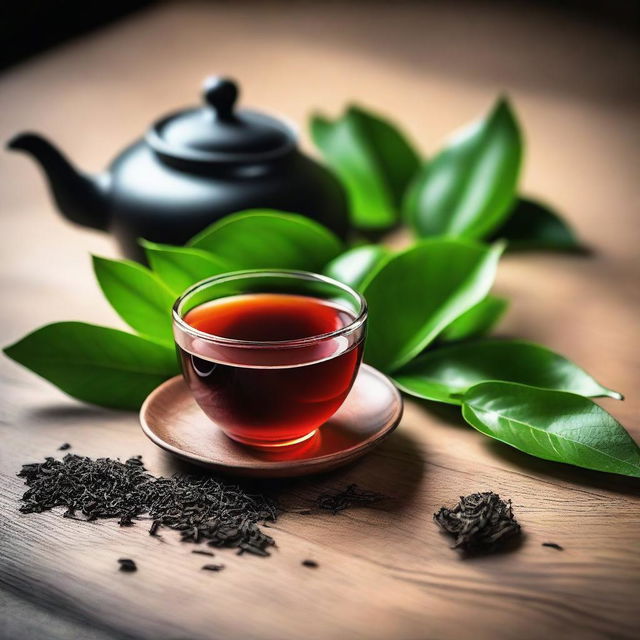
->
xmin=362 ymin=239 xmax=503 ymax=372
xmin=323 ymin=244 xmax=391 ymax=291
xmin=492 ymin=197 xmax=581 ymax=251
xmin=406 ymin=97 xmax=522 ymax=239
xmin=394 ymin=339 xmax=622 ymax=404
xmin=462 ymin=382 xmax=640 ymax=477
xmin=189 ymin=210 xmax=342 ymax=271
xmin=311 ymin=106 xmax=421 ymax=229
xmin=3 ymin=322 xmax=178 ymax=410
xmin=141 ymin=240 xmax=233 ymax=296
xmin=441 ymin=295 xmax=508 ymax=341
xmin=93 ymin=256 xmax=175 ymax=345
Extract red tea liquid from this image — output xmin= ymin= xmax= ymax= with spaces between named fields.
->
xmin=179 ymin=293 xmax=363 ymax=447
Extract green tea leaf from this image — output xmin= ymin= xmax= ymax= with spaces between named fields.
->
xmin=492 ymin=197 xmax=581 ymax=251
xmin=3 ymin=322 xmax=178 ymax=410
xmin=93 ymin=256 xmax=175 ymax=345
xmin=311 ymin=106 xmax=421 ymax=229
xmin=394 ymin=339 xmax=622 ymax=404
xmin=462 ymin=382 xmax=640 ymax=477
xmin=189 ymin=210 xmax=342 ymax=271
xmin=362 ymin=239 xmax=503 ymax=372
xmin=323 ymin=244 xmax=391 ymax=291
xmin=406 ymin=97 xmax=522 ymax=239
xmin=141 ymin=240 xmax=233 ymax=296
xmin=441 ymin=295 xmax=508 ymax=341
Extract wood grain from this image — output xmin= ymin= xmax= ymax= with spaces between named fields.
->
xmin=1 ymin=2 xmax=639 ymax=640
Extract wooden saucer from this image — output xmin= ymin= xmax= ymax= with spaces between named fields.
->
xmin=140 ymin=364 xmax=403 ymax=478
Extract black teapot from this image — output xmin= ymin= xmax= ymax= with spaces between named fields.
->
xmin=8 ymin=76 xmax=349 ymax=260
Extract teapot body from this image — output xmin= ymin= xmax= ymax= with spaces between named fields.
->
xmin=8 ymin=77 xmax=350 ymax=259
xmin=108 ymin=140 xmax=349 ymax=260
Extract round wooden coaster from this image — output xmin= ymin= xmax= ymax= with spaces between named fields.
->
xmin=140 ymin=364 xmax=403 ymax=478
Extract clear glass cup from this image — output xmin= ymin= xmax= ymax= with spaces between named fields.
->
xmin=172 ymin=270 xmax=367 ymax=448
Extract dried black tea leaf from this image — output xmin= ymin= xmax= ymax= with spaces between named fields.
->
xmin=201 ymin=564 xmax=225 ymax=572
xmin=542 ymin=542 xmax=564 ymax=551
xmin=148 ymin=520 xmax=161 ymax=537
xmin=302 ymin=559 xmax=318 ymax=568
xmin=118 ymin=558 xmax=137 ymax=572
xmin=315 ymin=484 xmax=386 ymax=514
xmin=434 ymin=492 xmax=521 ymax=553
xmin=18 ymin=454 xmax=278 ymax=557
xmin=58 ymin=443 xmax=71 ymax=451
xmin=192 ymin=550 xmax=215 ymax=557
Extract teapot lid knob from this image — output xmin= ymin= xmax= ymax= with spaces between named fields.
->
xmin=147 ymin=75 xmax=295 ymax=166
xmin=203 ymin=76 xmax=238 ymax=121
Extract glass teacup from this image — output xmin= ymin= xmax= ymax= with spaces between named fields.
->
xmin=173 ymin=270 xmax=367 ymax=448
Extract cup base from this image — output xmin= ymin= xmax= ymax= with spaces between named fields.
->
xmin=140 ymin=366 xmax=403 ymax=477
xmin=225 ymin=429 xmax=318 ymax=449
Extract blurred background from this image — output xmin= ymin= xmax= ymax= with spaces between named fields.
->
xmin=1 ymin=1 xmax=638 ymax=71
xmin=1 ymin=0 xmax=637 ymax=258
xmin=1 ymin=0 xmax=638 ymax=343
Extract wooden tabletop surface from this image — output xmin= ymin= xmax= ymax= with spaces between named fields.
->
xmin=1 ymin=2 xmax=639 ymax=639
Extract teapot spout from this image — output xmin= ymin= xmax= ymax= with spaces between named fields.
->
xmin=7 ymin=132 xmax=110 ymax=231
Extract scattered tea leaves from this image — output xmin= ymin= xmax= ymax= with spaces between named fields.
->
xmin=542 ymin=542 xmax=564 ymax=551
xmin=201 ymin=564 xmax=225 ymax=572
xmin=192 ymin=550 xmax=215 ymax=557
xmin=434 ymin=492 xmax=521 ymax=553
xmin=58 ymin=443 xmax=71 ymax=451
xmin=18 ymin=455 xmax=279 ymax=556
xmin=302 ymin=560 xmax=319 ymax=568
xmin=118 ymin=558 xmax=137 ymax=572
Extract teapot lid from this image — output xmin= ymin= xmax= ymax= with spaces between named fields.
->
xmin=147 ymin=77 xmax=295 ymax=165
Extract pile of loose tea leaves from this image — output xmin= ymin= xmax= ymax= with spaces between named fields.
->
xmin=434 ymin=492 xmax=521 ymax=553
xmin=18 ymin=454 xmax=278 ymax=556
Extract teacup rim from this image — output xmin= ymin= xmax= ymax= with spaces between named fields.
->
xmin=172 ymin=268 xmax=368 ymax=349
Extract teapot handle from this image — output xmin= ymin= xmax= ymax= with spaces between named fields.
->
xmin=203 ymin=77 xmax=238 ymax=121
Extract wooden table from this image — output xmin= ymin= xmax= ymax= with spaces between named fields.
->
xmin=1 ymin=3 xmax=638 ymax=639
